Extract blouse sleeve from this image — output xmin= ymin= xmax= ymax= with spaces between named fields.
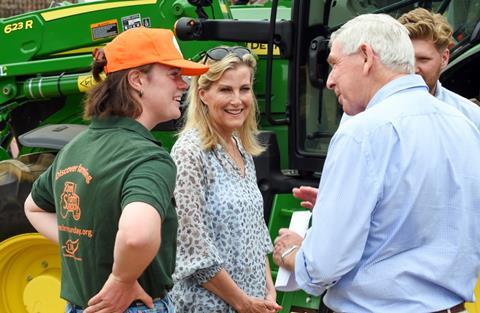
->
xmin=171 ymin=133 xmax=224 ymax=284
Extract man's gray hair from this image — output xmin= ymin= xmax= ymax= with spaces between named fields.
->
xmin=330 ymin=14 xmax=415 ymax=74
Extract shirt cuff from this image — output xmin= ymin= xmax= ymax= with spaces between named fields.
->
xmin=294 ymin=247 xmax=330 ymax=296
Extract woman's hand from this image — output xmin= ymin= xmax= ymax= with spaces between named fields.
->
xmin=237 ymin=297 xmax=282 ymax=313
xmin=264 ymin=257 xmax=277 ymax=303
xmin=265 ymin=286 xmax=277 ymax=303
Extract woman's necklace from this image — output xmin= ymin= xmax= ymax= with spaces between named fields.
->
xmin=214 ymin=137 xmax=246 ymax=177
xmin=226 ymin=140 xmax=245 ymax=176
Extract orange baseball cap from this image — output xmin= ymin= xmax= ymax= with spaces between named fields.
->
xmin=103 ymin=27 xmax=208 ymax=76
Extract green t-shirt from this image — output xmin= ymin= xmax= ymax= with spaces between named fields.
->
xmin=31 ymin=116 xmax=177 ymax=308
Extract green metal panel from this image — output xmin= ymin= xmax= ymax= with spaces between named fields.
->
xmin=280 ymin=290 xmax=321 ymax=312
xmin=0 ymin=0 xmax=231 ymax=62
xmin=0 ymin=77 xmax=16 ymax=106
xmin=267 ymin=193 xmax=303 ymax=286
xmin=152 ymin=131 xmax=177 ymax=152
xmin=0 ymin=15 xmax=44 ymax=63
xmin=267 ymin=193 xmax=321 ymax=312
xmin=3 ymin=56 xmax=92 ymax=78
xmin=256 ymin=58 xmax=289 ymax=114
xmin=0 ymin=147 xmax=9 ymax=160
xmin=267 ymin=193 xmax=303 ymax=247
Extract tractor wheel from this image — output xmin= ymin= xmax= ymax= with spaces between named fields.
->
xmin=0 ymin=233 xmax=65 ymax=313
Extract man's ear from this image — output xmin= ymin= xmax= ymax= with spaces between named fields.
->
xmin=127 ymin=69 xmax=144 ymax=93
xmin=359 ymin=43 xmax=374 ymax=75
xmin=441 ymin=47 xmax=450 ymax=70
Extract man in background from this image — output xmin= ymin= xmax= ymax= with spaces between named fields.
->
xmin=398 ymin=7 xmax=480 ymax=127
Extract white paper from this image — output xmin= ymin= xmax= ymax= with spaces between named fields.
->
xmin=275 ymin=210 xmax=312 ymax=292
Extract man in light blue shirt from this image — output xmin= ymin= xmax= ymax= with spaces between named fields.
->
xmin=273 ymin=13 xmax=480 ymax=313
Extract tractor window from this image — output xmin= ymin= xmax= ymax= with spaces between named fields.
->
xmin=446 ymin=1 xmax=480 ymax=48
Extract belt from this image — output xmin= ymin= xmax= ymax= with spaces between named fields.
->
xmin=433 ymin=302 xmax=465 ymax=313
xmin=324 ymin=302 xmax=465 ymax=313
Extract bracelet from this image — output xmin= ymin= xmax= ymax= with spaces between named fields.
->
xmin=280 ymin=245 xmax=298 ymax=265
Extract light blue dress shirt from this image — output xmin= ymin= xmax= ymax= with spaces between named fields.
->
xmin=295 ymin=75 xmax=480 ymax=312
xmin=435 ymin=81 xmax=480 ymax=130
xmin=341 ymin=81 xmax=480 ymax=129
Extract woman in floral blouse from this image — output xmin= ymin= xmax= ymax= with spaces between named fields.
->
xmin=170 ymin=46 xmax=281 ymax=313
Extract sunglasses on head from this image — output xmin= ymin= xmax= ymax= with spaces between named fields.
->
xmin=201 ymin=46 xmax=252 ymax=64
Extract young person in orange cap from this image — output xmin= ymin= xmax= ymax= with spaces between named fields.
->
xmin=24 ymin=27 xmax=208 ymax=313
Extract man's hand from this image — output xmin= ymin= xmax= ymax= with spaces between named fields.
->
xmin=292 ymin=186 xmax=318 ymax=210
xmin=84 ymin=274 xmax=153 ymax=313
xmin=273 ymin=229 xmax=304 ymax=271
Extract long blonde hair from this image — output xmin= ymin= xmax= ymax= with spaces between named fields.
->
xmin=181 ymin=50 xmax=264 ymax=156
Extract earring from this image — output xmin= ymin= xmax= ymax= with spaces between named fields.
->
xmin=139 ymin=90 xmax=144 ymax=97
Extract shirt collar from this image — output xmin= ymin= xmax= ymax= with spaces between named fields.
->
xmin=366 ymin=74 xmax=428 ymax=110
xmin=434 ymin=80 xmax=443 ymax=98
xmin=89 ymin=116 xmax=161 ymax=145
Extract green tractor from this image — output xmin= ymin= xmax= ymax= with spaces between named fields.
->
xmin=0 ymin=0 xmax=479 ymax=312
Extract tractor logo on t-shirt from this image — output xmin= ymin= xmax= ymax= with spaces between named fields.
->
xmin=60 ymin=181 xmax=81 ymax=220
xmin=63 ymin=239 xmax=82 ymax=261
